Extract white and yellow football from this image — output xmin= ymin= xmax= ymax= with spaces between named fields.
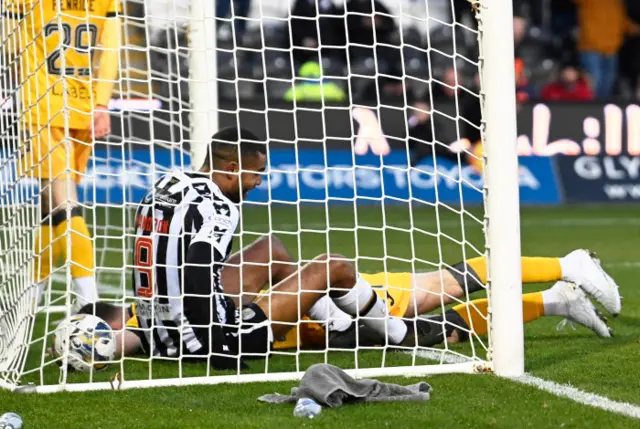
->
xmin=52 ymin=314 xmax=116 ymax=372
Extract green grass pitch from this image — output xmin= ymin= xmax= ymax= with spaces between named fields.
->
xmin=1 ymin=203 xmax=640 ymax=428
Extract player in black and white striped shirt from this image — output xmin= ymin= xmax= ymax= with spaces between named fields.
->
xmin=124 ymin=127 xmax=435 ymax=369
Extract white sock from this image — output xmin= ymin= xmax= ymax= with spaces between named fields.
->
xmin=73 ymin=276 xmax=98 ymax=307
xmin=308 ymin=296 xmax=352 ymax=333
xmin=559 ymin=255 xmax=574 ymax=280
xmin=331 ymin=275 xmax=408 ymax=344
xmin=542 ymin=287 xmax=567 ymax=317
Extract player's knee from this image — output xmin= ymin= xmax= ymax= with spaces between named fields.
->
xmin=268 ymin=235 xmax=294 ymax=262
xmin=315 ymin=254 xmax=356 ymax=286
xmin=253 ymin=234 xmax=293 ymax=263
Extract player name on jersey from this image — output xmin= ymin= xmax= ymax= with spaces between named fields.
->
xmin=55 ymin=0 xmax=98 ymax=13
xmin=135 ymin=214 xmax=169 ymax=234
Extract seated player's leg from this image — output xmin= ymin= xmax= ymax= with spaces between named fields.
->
xmin=221 ymin=235 xmax=298 ymax=306
xmin=29 ymin=127 xmax=97 ymax=308
xmin=324 ymin=252 xmax=619 ymax=349
xmin=406 ymin=256 xmax=563 ymax=317
xmin=423 ymin=280 xmax=612 ymax=348
xmin=407 ymin=252 xmax=620 ymax=317
xmin=466 ymin=252 xmax=620 ymax=315
xmin=250 ymin=254 xmax=419 ymax=350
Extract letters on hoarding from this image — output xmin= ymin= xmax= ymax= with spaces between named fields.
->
xmin=517 ymin=103 xmax=640 ymax=157
xmin=246 ymin=150 xmax=560 ymax=205
xmin=0 ymin=148 xmax=561 ymax=206
xmin=557 ymin=155 xmax=640 ymax=202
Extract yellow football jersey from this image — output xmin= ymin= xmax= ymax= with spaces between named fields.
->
xmin=6 ymin=0 xmax=121 ymax=130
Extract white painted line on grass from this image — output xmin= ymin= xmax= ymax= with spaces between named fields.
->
xmin=603 ymin=262 xmax=640 ymax=269
xmin=512 ymin=373 xmax=640 ymax=419
xmin=413 ymin=349 xmax=640 ymax=420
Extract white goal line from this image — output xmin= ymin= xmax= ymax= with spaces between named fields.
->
xmin=413 ymin=350 xmax=640 ymax=420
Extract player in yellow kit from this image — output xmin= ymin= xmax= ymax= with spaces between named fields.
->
xmin=272 ymin=249 xmax=618 ymax=349
xmin=75 ymin=241 xmax=619 ymax=358
xmin=4 ymin=0 xmax=121 ymax=307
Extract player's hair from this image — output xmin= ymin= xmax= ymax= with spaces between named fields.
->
xmin=76 ymin=302 xmax=122 ymax=323
xmin=203 ymin=126 xmax=266 ymax=170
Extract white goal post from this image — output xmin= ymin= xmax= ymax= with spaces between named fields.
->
xmin=0 ymin=0 xmax=522 ymax=393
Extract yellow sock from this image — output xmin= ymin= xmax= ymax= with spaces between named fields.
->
xmin=452 ymin=292 xmax=546 ymax=336
xmin=33 ymin=223 xmax=55 ymax=283
xmin=466 ymin=256 xmax=562 ymax=285
xmin=453 ymin=298 xmax=489 ymax=335
xmin=522 ymin=292 xmax=546 ymax=319
xmin=53 ymin=213 xmax=95 ymax=279
xmin=521 ymin=257 xmax=562 ymax=284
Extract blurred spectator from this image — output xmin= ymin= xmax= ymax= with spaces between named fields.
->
xmin=551 ymin=0 xmax=577 ymax=43
xmin=407 ymin=101 xmax=433 ymax=166
xmin=289 ymin=0 xmax=345 ymax=65
xmin=541 ymin=62 xmax=594 ymax=101
xmin=407 ymin=101 xmax=461 ymax=167
xmin=513 ymin=14 xmax=528 ymax=49
xmin=217 ymin=0 xmax=252 ymax=42
xmin=284 ymin=61 xmax=346 ymax=102
xmin=512 ymin=15 xmax=540 ymax=100
xmin=574 ymin=0 xmax=640 ymax=99
xmin=514 ymin=58 xmax=536 ymax=102
xmin=432 ymin=67 xmax=459 ymax=100
xmin=345 ymin=0 xmax=403 ymax=99
xmin=345 ymin=0 xmax=395 ymax=52
xmin=429 ymin=67 xmax=481 ymax=158
xmin=460 ymin=73 xmax=482 ymax=145
xmin=619 ymin=0 xmax=640 ymax=98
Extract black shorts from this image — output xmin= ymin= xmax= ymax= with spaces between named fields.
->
xmin=225 ymin=302 xmax=271 ymax=357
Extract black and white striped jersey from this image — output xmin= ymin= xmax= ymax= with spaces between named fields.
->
xmin=131 ymin=170 xmax=239 ymax=360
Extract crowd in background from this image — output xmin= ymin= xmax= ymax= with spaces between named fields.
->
xmin=140 ymin=0 xmax=640 ymax=105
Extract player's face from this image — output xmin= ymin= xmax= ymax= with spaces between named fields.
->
xmin=232 ymin=152 xmax=266 ymax=203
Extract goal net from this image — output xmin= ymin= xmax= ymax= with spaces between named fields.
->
xmin=0 ymin=0 xmax=523 ymax=393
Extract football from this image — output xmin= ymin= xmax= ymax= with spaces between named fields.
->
xmin=52 ymin=314 xmax=116 ymax=372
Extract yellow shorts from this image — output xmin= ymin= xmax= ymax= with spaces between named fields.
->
xmin=273 ymin=272 xmax=414 ymax=350
xmin=19 ymin=126 xmax=93 ymax=184
xmin=364 ymin=272 xmax=414 ymax=318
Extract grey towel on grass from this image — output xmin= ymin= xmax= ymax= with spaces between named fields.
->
xmin=258 ymin=363 xmax=432 ymax=408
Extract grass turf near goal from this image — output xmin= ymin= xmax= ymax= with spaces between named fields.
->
xmin=1 ymin=203 xmax=639 ymax=428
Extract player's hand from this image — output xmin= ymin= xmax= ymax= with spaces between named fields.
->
xmin=93 ymin=105 xmax=111 ymax=139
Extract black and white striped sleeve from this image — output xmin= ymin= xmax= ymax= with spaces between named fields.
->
xmin=182 ymin=197 xmax=239 ymax=369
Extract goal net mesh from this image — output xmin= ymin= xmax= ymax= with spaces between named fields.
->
xmin=0 ymin=0 xmax=496 ymax=391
